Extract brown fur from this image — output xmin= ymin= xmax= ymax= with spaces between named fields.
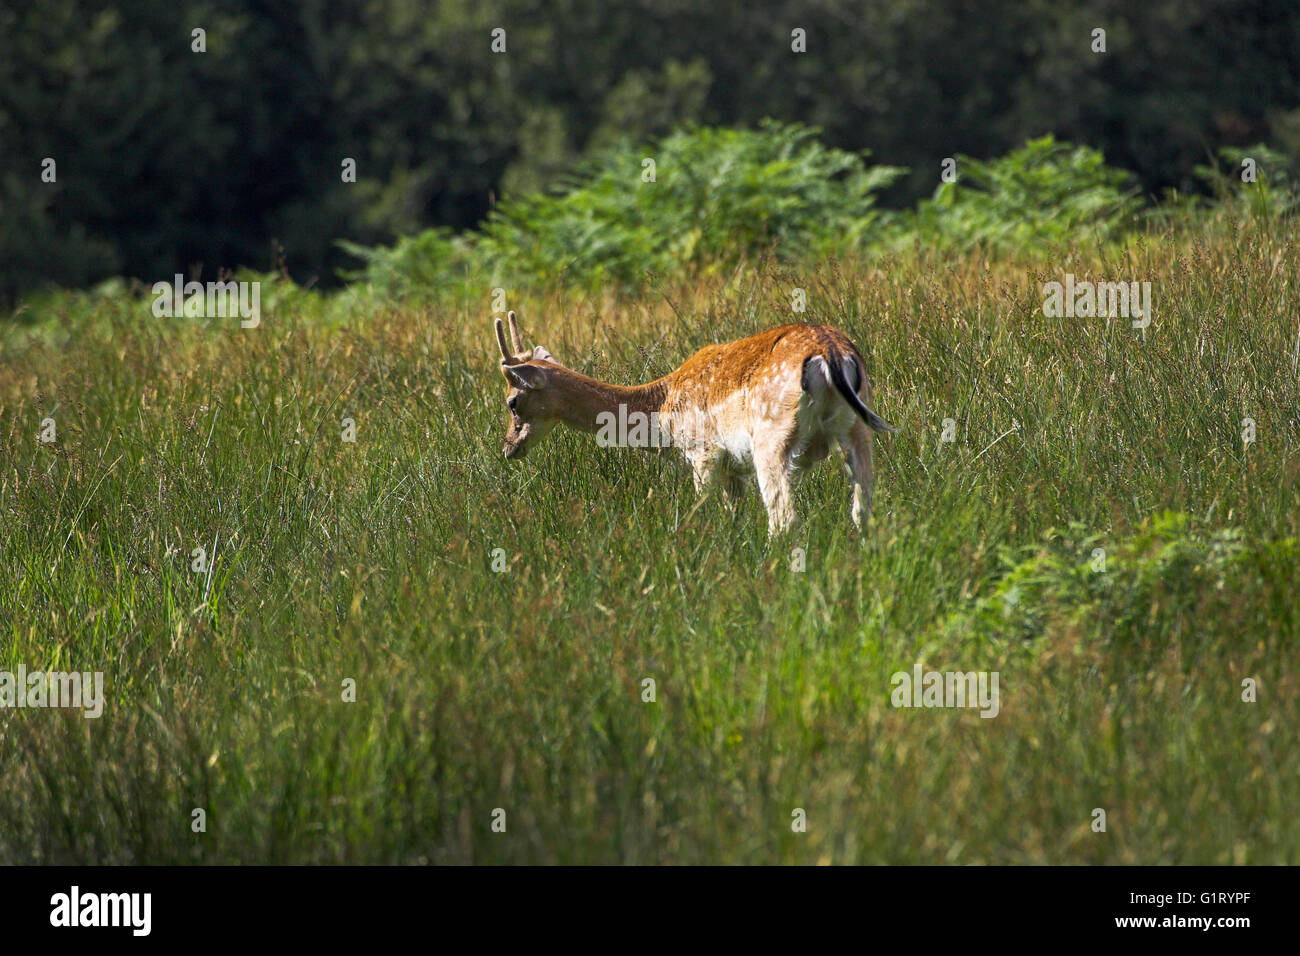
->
xmin=495 ymin=313 xmax=892 ymax=534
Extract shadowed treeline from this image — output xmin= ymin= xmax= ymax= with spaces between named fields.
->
xmin=2 ymin=0 xmax=1298 ymax=303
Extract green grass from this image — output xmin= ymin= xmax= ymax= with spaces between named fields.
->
xmin=1 ymin=211 xmax=1297 ymax=864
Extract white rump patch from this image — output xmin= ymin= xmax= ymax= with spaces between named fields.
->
xmin=804 ymin=356 xmax=833 ymax=395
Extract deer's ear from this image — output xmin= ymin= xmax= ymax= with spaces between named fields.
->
xmin=502 ymin=363 xmax=548 ymax=390
xmin=531 ymin=346 xmax=555 ymax=363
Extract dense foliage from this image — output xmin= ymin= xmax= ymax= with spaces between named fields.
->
xmin=3 ymin=0 xmax=1299 ymax=303
xmin=340 ymin=127 xmax=1292 ymax=297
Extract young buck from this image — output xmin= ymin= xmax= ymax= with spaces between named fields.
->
xmin=494 ymin=311 xmax=894 ymax=534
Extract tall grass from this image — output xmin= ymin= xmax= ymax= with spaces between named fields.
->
xmin=0 ymin=208 xmax=1296 ymax=864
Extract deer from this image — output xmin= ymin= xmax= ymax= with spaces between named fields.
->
xmin=494 ymin=310 xmax=895 ymax=535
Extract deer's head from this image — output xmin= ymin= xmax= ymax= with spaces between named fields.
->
xmin=495 ymin=311 xmax=561 ymax=459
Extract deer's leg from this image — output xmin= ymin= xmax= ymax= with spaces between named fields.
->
xmin=840 ymin=423 xmax=875 ymax=531
xmin=687 ymin=449 xmax=721 ymax=495
xmin=753 ymin=440 xmax=796 ymax=536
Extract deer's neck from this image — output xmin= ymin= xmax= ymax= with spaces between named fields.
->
xmin=551 ymin=367 xmax=670 ymax=432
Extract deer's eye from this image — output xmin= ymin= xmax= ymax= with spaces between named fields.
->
xmin=508 ymin=396 xmax=519 ymax=412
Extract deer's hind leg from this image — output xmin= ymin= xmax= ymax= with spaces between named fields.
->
xmin=753 ymin=437 xmax=796 ymax=536
xmin=840 ymin=422 xmax=875 ymax=531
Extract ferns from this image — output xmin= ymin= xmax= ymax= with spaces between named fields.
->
xmin=339 ymin=127 xmax=1292 ymax=300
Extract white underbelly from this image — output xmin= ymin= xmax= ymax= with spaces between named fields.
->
xmin=718 ymin=428 xmax=753 ymax=464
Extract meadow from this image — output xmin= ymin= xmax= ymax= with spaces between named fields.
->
xmin=1 ymin=135 xmax=1298 ymax=863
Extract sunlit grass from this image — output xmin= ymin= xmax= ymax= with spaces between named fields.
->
xmin=0 ymin=212 xmax=1296 ymax=863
